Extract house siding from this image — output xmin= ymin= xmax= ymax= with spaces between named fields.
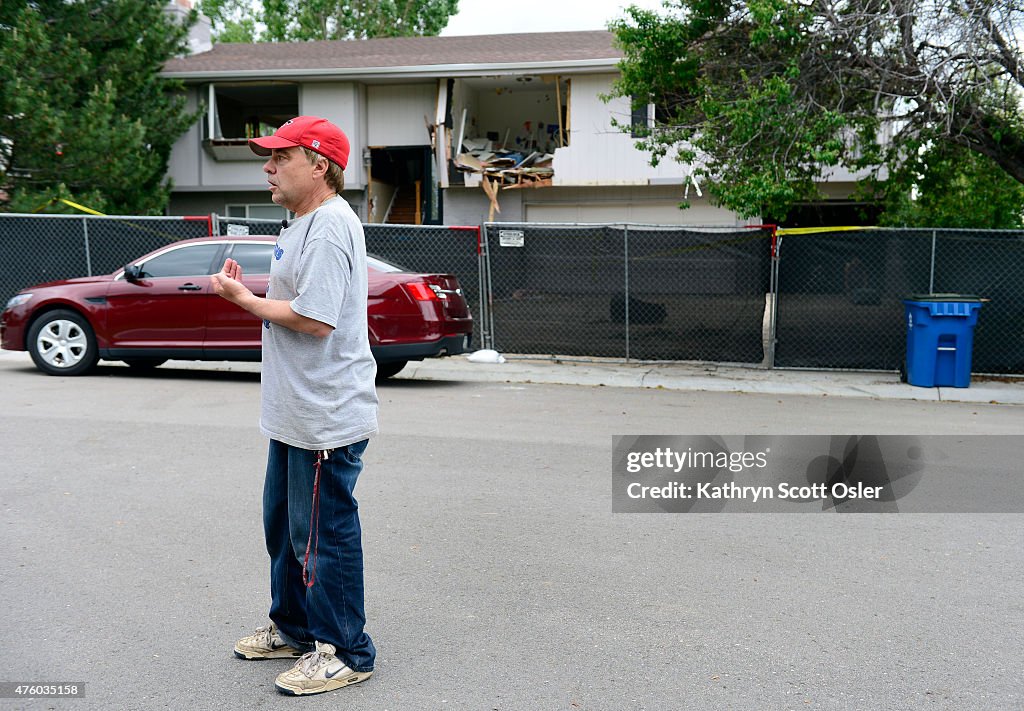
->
xmin=300 ymin=82 xmax=365 ymax=188
xmin=440 ymin=185 xmax=742 ymax=227
xmin=166 ymin=89 xmax=203 ymax=188
xmin=552 ymin=74 xmax=692 ymax=187
xmin=524 ymin=187 xmax=741 ymax=225
xmin=367 ymin=83 xmax=437 ymax=147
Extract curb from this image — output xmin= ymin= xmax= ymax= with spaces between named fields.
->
xmin=397 ymin=356 xmax=1024 ymax=405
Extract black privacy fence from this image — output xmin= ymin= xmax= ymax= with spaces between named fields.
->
xmin=2 ymin=213 xmax=1021 ymax=375
xmin=480 ymin=223 xmax=773 ymax=363
xmin=773 ymin=229 xmax=1024 ymax=374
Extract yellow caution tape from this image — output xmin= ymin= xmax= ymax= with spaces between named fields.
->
xmin=775 ymin=226 xmax=878 ymax=235
xmin=59 ymin=199 xmax=106 ymax=216
xmin=31 ymin=197 xmax=108 ymax=215
xmin=38 ymin=197 xmax=201 ymax=243
xmin=27 ymin=196 xmax=211 ymax=242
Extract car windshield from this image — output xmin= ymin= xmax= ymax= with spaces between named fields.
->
xmin=367 ymin=254 xmax=406 ymax=273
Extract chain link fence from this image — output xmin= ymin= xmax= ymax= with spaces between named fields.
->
xmin=480 ymin=223 xmax=773 ymax=362
xmin=363 ymin=225 xmax=481 ymax=348
xmin=928 ymin=230 xmax=1023 ymax=374
xmin=2 ymin=212 xmax=1021 ymax=375
xmin=212 ymin=215 xmax=284 ymax=237
xmin=774 ymin=229 xmax=932 ymax=371
xmin=0 ymin=214 xmax=212 ymax=306
xmin=773 ymin=229 xmax=1024 ymax=374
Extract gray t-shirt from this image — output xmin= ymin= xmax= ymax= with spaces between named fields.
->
xmin=260 ymin=196 xmax=379 ymax=450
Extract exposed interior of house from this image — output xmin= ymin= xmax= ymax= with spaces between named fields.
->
xmin=450 ymin=75 xmax=569 ymax=191
xmin=368 ymin=146 xmax=438 ymax=225
xmin=202 ymin=82 xmax=299 ymax=161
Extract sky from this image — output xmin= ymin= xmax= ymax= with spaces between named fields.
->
xmin=439 ymin=0 xmax=670 ymax=36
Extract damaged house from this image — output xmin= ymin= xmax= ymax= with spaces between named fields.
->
xmin=161 ymin=31 xmax=813 ymax=226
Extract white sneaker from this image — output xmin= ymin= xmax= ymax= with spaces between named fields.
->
xmin=233 ymin=623 xmax=303 ymax=660
xmin=274 ymin=641 xmax=373 ymax=695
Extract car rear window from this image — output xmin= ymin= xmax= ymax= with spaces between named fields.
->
xmin=367 ymin=254 xmax=405 ymax=273
xmin=229 ymin=243 xmax=275 ymax=274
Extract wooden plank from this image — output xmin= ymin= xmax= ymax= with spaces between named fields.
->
xmin=555 ymin=75 xmax=564 ymax=148
xmin=566 ymin=79 xmax=572 ymax=147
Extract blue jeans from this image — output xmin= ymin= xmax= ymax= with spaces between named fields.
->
xmin=263 ymin=439 xmax=375 ymax=673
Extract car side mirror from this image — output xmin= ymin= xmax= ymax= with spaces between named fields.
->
xmin=124 ymin=264 xmax=142 ymax=282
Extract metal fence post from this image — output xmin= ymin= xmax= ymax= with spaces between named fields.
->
xmin=929 ymin=230 xmax=937 ymax=294
xmin=82 ymin=216 xmax=92 ymax=277
xmin=766 ymin=232 xmax=780 ymax=369
xmin=478 ymin=223 xmax=492 ymax=351
xmin=484 ymin=223 xmax=496 ymax=350
xmin=623 ymin=223 xmax=630 ymax=361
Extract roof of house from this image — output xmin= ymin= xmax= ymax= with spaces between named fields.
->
xmin=162 ymin=30 xmax=622 ymax=80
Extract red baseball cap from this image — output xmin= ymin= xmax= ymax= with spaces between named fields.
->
xmin=249 ymin=116 xmax=350 ymax=170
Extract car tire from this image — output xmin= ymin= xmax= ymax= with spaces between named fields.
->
xmin=375 ymin=360 xmax=408 ymax=380
xmin=122 ymin=357 xmax=168 ymax=371
xmin=27 ymin=309 xmax=99 ymax=376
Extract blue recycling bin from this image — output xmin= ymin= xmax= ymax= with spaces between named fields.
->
xmin=903 ymin=294 xmax=984 ymax=388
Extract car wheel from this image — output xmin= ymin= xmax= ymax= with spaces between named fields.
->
xmin=27 ymin=309 xmax=99 ymax=376
xmin=375 ymin=360 xmax=408 ymax=380
xmin=122 ymin=358 xmax=168 ymax=371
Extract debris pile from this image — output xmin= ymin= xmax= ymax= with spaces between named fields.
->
xmin=454 ymin=136 xmax=554 ymax=189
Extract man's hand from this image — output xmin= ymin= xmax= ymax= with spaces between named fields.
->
xmin=211 ymin=258 xmax=252 ymax=306
xmin=209 ymin=257 xmax=332 ymax=337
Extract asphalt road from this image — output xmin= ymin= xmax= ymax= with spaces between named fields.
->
xmin=1 ymin=356 xmax=1022 ymax=711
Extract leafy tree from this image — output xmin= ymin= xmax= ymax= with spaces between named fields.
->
xmin=0 ymin=0 xmax=198 ymax=214
xmin=609 ymin=0 xmax=1024 ymax=223
xmin=199 ymin=0 xmax=459 ymax=42
xmin=197 ymin=0 xmax=261 ymax=42
xmin=874 ymin=142 xmax=1024 ymax=229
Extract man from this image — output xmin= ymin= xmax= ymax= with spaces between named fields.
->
xmin=210 ymin=115 xmax=378 ymax=696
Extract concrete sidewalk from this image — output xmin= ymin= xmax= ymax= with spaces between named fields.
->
xmin=2 ymin=348 xmax=1022 ymax=404
xmin=399 ymin=354 xmax=1024 ymax=405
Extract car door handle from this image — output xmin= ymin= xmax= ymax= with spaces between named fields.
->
xmin=178 ymin=283 xmax=203 ymax=291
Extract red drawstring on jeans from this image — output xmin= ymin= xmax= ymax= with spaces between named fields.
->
xmin=302 ymin=449 xmax=329 ymax=588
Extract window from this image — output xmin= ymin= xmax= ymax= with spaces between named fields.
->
xmin=630 ymin=97 xmax=652 ymax=138
xmin=228 ymin=243 xmax=275 ymax=274
xmin=139 ymin=244 xmax=221 ymax=278
xmin=654 ymin=95 xmax=684 ymax=126
xmin=203 ymin=83 xmax=299 ymax=160
xmin=226 ymin=204 xmax=288 ymax=221
xmin=206 ymin=83 xmax=299 ymax=141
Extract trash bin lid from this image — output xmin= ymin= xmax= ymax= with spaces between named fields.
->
xmin=905 ymin=293 xmax=983 ymax=302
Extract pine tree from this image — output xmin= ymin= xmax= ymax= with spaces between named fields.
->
xmin=0 ymin=0 xmax=199 ymax=214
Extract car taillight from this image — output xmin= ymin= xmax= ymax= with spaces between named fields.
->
xmin=404 ymin=282 xmax=440 ymax=301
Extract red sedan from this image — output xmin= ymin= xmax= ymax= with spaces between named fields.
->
xmin=0 ymin=236 xmax=472 ymax=379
